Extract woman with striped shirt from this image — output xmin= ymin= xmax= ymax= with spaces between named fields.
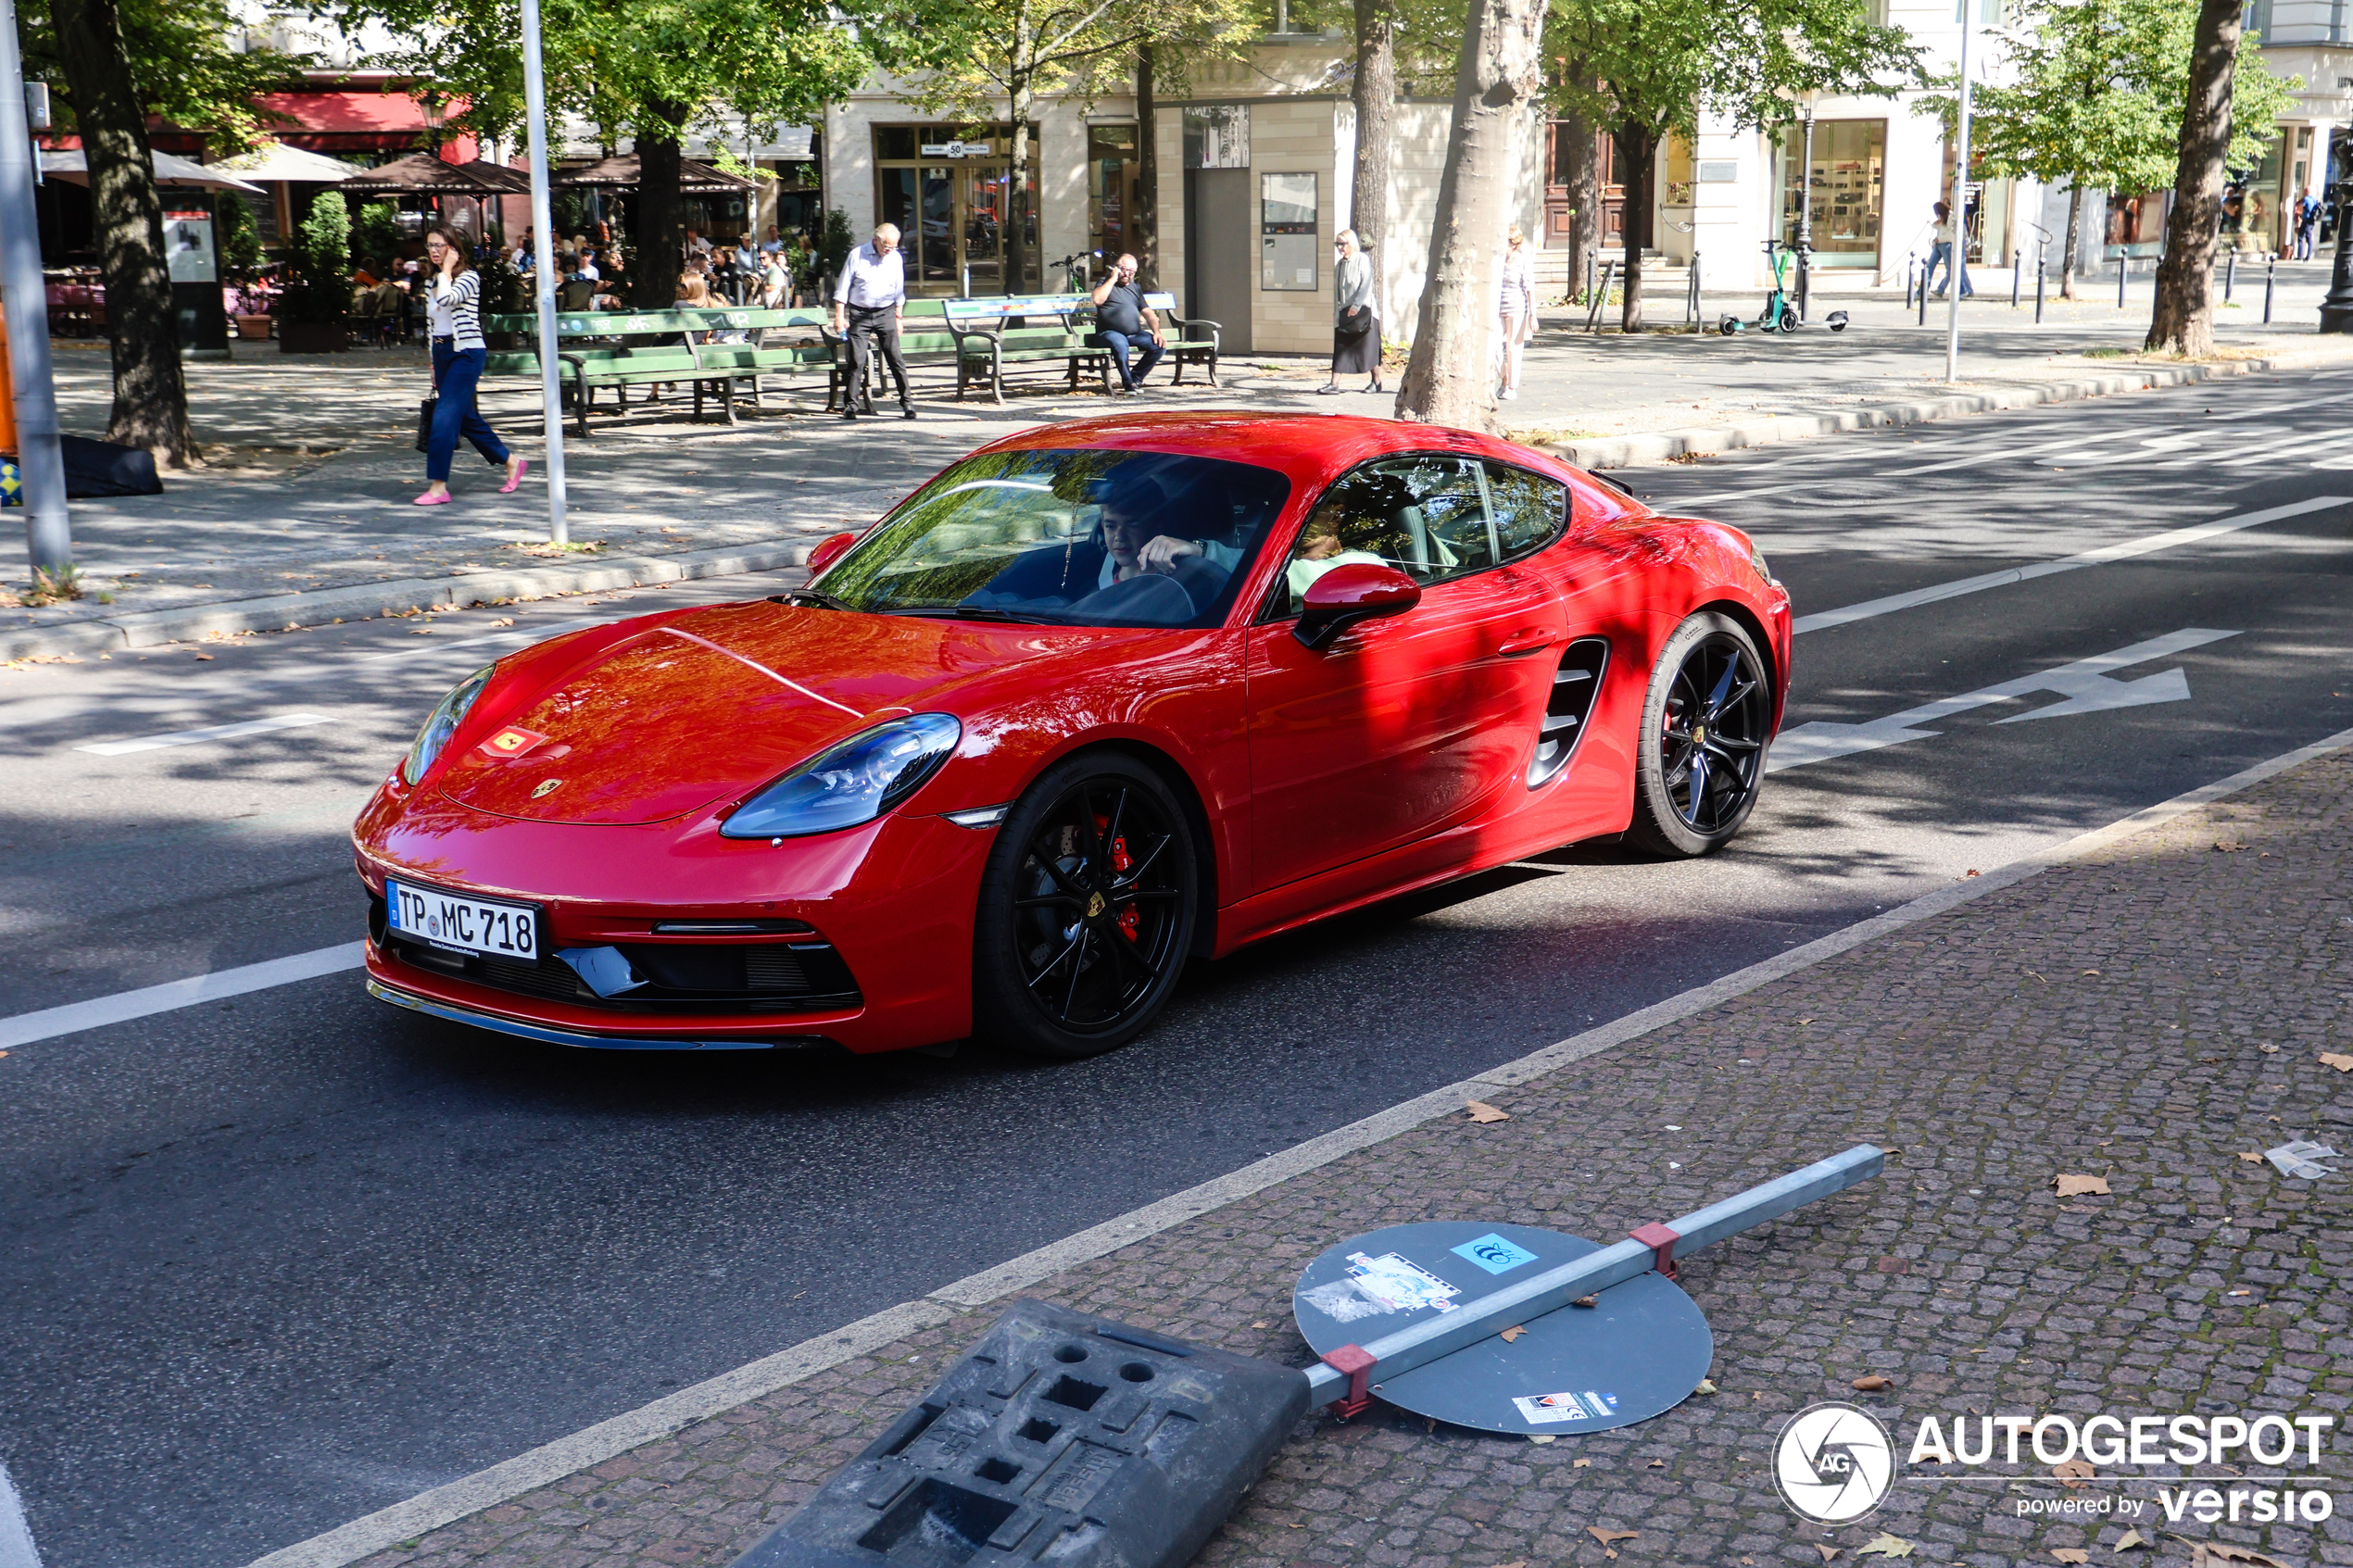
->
xmin=417 ymin=226 xmax=527 ymax=505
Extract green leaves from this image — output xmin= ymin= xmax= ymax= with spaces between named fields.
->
xmin=1928 ymin=0 xmax=2297 ymax=194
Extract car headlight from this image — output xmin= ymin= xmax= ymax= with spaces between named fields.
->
xmin=401 ymin=662 xmax=496 ymax=785
xmin=1747 ymin=544 xmax=1775 ymax=587
xmin=721 ymin=713 xmax=962 ymax=840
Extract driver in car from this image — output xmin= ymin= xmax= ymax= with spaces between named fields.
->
xmin=1100 ymin=484 xmax=1239 ymax=589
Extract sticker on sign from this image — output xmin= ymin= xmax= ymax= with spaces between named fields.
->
xmin=386 ymin=878 xmax=539 ymax=961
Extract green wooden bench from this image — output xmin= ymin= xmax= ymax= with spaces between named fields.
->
xmin=482 ymin=307 xmax=837 ymax=434
xmin=945 ymin=295 xmax=1116 ymax=403
xmin=1143 ymin=291 xmax=1224 ymax=387
xmin=828 ymin=298 xmax=963 ymax=411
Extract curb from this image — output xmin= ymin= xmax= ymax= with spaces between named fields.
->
xmin=3 ymin=539 xmax=819 ymax=663
xmin=1543 ymin=339 xmax=2353 ymax=470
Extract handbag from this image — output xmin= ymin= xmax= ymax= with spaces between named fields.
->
xmin=1336 ymin=307 xmax=1373 ymax=341
xmin=413 ymin=395 xmax=438 ymax=452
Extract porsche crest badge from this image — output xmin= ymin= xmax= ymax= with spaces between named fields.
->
xmin=532 ymin=778 xmax=564 ymax=798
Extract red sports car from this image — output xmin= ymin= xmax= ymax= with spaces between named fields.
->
xmin=354 ymin=413 xmax=1790 ymax=1058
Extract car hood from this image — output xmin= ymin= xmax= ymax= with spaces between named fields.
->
xmin=435 ymin=601 xmax=1140 ymax=826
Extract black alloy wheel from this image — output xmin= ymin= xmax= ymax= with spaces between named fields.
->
xmin=972 ymin=753 xmax=1199 ymax=1057
xmin=1629 ymin=611 xmax=1772 ymax=857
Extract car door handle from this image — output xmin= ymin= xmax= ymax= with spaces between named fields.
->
xmin=1497 ymin=631 xmax=1561 ymax=659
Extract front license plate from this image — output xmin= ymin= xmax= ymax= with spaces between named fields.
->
xmin=386 ymin=878 xmax=539 ymax=961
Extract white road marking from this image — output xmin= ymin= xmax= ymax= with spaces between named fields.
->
xmin=0 ymin=944 xmax=364 ymax=1050
xmin=1791 ymin=495 xmax=2348 ymax=634
xmin=237 ymin=719 xmax=2353 ymax=1568
xmin=73 ymin=713 xmax=338 ymax=757
xmin=1768 ymin=628 xmax=2240 ymax=772
xmin=0 ymin=1459 xmax=43 ymax=1568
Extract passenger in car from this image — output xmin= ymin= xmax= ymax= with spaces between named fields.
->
xmin=1281 ymin=513 xmax=1390 ymax=610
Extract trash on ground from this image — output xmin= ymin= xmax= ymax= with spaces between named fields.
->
xmin=2052 ymin=1173 xmax=2111 ymax=1196
xmin=1856 ymin=1534 xmax=1915 ymax=1559
xmin=2263 ymin=1139 xmax=2340 ymax=1179
xmin=1465 ymin=1100 xmax=1511 ymax=1123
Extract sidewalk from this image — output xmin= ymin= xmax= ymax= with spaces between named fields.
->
xmin=11 ymin=298 xmax=2353 ymax=663
xmin=274 ymin=734 xmax=2353 ymax=1568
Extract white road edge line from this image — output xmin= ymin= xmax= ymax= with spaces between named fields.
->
xmin=0 ymin=945 xmax=365 ymax=1051
xmin=0 ymin=1460 xmax=43 ymax=1568
xmin=1790 ymin=495 xmax=2347 ymax=635
xmin=236 ymin=720 xmax=2353 ymax=1568
xmin=72 ymin=713 xmax=338 ymax=757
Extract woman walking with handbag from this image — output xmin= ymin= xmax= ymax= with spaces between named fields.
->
xmin=416 ymin=226 xmax=527 ymax=506
xmin=1319 ymin=229 xmax=1380 ymax=395
xmin=1496 ymin=225 xmax=1535 ymax=401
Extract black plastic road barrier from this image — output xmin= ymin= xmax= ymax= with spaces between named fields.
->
xmin=732 ymin=1298 xmax=1309 ymax=1568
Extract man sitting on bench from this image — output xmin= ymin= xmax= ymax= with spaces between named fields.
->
xmin=1088 ymin=253 xmax=1167 ymax=395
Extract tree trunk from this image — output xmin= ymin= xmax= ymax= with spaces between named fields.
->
xmin=633 ymin=107 xmax=686 ymax=311
xmin=1562 ymin=77 xmax=1598 ymax=304
xmin=1008 ymin=76 xmax=1033 ymax=296
xmin=1392 ymin=0 xmax=1544 ymax=428
xmin=1351 ymin=0 xmax=1395 ymax=325
xmin=2060 ymin=182 xmax=2082 ymax=300
xmin=1135 ymin=45 xmax=1160 ymax=288
xmin=2147 ymin=0 xmax=2244 ymax=356
xmin=1616 ymin=121 xmax=1656 ymax=332
xmin=52 ymin=0 xmax=195 ymax=465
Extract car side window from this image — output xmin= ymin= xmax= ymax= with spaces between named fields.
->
xmin=1270 ymin=455 xmax=1498 ymax=619
xmin=1484 ymin=461 xmax=1568 ymax=559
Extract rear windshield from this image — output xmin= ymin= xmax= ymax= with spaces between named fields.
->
xmin=819 ymin=448 xmax=1293 ymax=629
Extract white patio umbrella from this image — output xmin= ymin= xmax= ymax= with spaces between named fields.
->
xmin=39 ymin=149 xmax=264 ymax=192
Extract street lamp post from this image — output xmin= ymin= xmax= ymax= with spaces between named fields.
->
xmin=519 ymin=0 xmax=569 ymax=545
xmin=0 ymin=0 xmax=69 ymax=583
xmin=1796 ymin=94 xmax=1818 ymax=322
xmin=2320 ymin=182 xmax=2353 ymax=332
xmin=1944 ymin=4 xmax=1974 ymax=383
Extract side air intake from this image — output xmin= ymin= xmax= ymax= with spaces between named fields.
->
xmin=1528 ymin=636 xmax=1609 ymax=788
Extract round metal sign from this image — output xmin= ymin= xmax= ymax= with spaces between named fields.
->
xmin=1292 ymin=1221 xmax=1714 ymax=1435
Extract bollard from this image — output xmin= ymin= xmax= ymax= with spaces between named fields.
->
xmin=2035 ymin=258 xmax=2045 ymax=323
xmin=2225 ymin=249 xmax=2236 ymax=302
xmin=2011 ymin=247 xmax=2021 ymax=308
xmin=1904 ymin=256 xmax=1914 ymax=310
xmin=1585 ymin=252 xmax=1596 ymax=311
xmin=2266 ymin=254 xmax=2276 ymax=323
xmin=2118 ymin=255 xmax=2128 ymax=308
xmin=1919 ymin=259 xmax=1930 ymax=325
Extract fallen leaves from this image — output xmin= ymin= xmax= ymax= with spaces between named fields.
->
xmin=2052 ymin=1458 xmax=2095 ymax=1486
xmin=1856 ymin=1534 xmax=1914 ymax=1559
xmin=1572 ymin=1295 xmax=1599 ymax=1308
xmin=490 ymin=616 xmax=516 ymax=627
xmin=2052 ymin=1173 xmax=2111 ymax=1197
xmin=1465 ymin=1100 xmax=1511 ymax=1123
xmin=1851 ymin=1374 xmax=1894 ymax=1392
xmin=2051 ymin=1551 xmax=2090 ymax=1564
xmin=1693 ymin=1378 xmax=1718 ymax=1394
xmin=1528 ymin=1434 xmax=1554 ymax=1445
xmin=2213 ymin=838 xmax=2245 ymax=852
xmin=1572 ymin=1457 xmax=1592 ymax=1469
xmin=2187 ymin=1545 xmax=2290 ymax=1568
xmin=1499 ymin=1324 xmax=1526 ymax=1343
xmin=2237 ymin=1151 xmax=2265 ymax=1163
xmin=2113 ymin=1528 xmax=2149 ymax=1551
xmin=1587 ymin=1527 xmax=1638 ymax=1547
xmin=2258 ymin=1043 xmax=2280 ymax=1054
xmin=2320 ymin=1052 xmax=2353 ymax=1073
xmin=1817 ymin=1550 xmax=1842 ymax=1564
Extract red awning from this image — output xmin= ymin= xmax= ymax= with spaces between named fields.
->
xmin=250 ymin=89 xmax=478 ymax=160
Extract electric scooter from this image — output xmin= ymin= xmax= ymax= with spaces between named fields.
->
xmin=1719 ymin=239 xmax=1849 ymax=335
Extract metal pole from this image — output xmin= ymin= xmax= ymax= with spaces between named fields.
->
xmin=1919 ymin=257 xmax=1929 ymax=324
xmin=2322 ymin=185 xmax=2353 ymax=332
xmin=2035 ymin=255 xmax=2045 ymax=322
xmin=1796 ymin=107 xmax=1815 ymax=322
xmin=0 ymin=0 xmax=69 ymax=581
xmin=2224 ymin=249 xmax=2236 ymax=301
xmin=2264 ymin=253 xmax=2276 ymax=323
xmin=2010 ymin=246 xmax=2020 ymax=307
xmin=1944 ymin=5 xmax=1973 ymax=383
xmin=1301 ymin=1146 xmax=1886 ymax=1405
xmin=519 ymin=0 xmax=568 ymax=546
xmin=2118 ymin=253 xmax=2127 ymax=308
xmin=1585 ymin=251 xmax=1595 ymax=309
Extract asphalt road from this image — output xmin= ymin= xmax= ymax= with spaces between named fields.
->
xmin=5 ymin=367 xmax=2350 ymax=1568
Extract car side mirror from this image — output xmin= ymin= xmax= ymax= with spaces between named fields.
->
xmin=1294 ymin=562 xmax=1421 ymax=650
xmin=806 ymin=530 xmax=857 ymax=579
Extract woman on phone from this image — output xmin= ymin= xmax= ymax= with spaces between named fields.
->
xmin=416 ymin=227 xmax=527 ymax=505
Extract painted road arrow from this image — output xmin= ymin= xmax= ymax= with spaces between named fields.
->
xmin=1767 ymin=627 xmax=2242 ymax=773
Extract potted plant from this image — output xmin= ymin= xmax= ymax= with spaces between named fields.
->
xmin=277 ymin=192 xmax=351 ymax=353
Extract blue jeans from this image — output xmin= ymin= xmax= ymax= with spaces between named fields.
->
xmin=1928 ymin=242 xmax=1972 ymax=297
xmin=428 ymin=340 xmax=510 ymax=483
xmin=1099 ymin=330 xmax=1164 ymax=389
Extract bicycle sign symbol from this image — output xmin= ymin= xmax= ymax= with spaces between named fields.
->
xmin=1450 ymin=1232 xmax=1540 ymax=1275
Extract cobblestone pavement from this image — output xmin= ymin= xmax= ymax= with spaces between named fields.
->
xmin=332 ymin=744 xmax=2353 ymax=1568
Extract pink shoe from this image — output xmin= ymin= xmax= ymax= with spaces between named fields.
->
xmin=413 ymin=491 xmax=452 ymax=506
xmin=500 ymin=458 xmax=529 ymax=495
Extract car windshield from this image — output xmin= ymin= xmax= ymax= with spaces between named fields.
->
xmin=818 ymin=448 xmax=1293 ymax=629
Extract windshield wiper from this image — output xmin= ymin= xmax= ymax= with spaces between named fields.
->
xmin=884 ymin=605 xmax=1063 ymax=625
xmin=774 ymin=588 xmax=856 ymax=611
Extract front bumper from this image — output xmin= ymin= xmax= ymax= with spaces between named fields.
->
xmin=367 ymin=977 xmax=848 ymax=1052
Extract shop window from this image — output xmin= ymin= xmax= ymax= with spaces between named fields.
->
xmin=1261 ymin=171 xmax=1316 ymax=290
xmin=1183 ymin=107 xmax=1249 ymax=169
xmin=1778 ymin=119 xmax=1884 ymax=267
xmin=1088 ymin=123 xmax=1142 ymax=270
xmin=873 ymin=124 xmax=1040 ymax=295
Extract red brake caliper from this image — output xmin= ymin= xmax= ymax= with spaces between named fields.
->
xmin=1100 ymin=817 xmax=1139 ymax=940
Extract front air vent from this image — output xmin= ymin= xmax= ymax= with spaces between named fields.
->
xmin=1529 ymin=636 xmax=1609 ymax=788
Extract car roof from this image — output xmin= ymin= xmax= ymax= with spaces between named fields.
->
xmin=974 ymin=411 xmax=1581 ymax=491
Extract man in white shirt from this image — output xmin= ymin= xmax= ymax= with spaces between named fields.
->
xmin=832 ymin=222 xmax=912 ymax=420
xmin=511 ymin=228 xmax=534 ymax=270
xmin=574 ymin=247 xmax=600 ymax=281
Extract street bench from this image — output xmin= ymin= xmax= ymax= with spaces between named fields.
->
xmin=482 ymin=307 xmax=836 ymax=434
xmin=945 ymin=295 xmax=1114 ymax=403
xmin=1143 ymin=291 xmax=1223 ymax=387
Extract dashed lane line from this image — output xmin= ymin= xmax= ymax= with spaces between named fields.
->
xmin=0 ymin=944 xmax=364 ymax=1051
xmin=72 ymin=712 xmax=338 ymax=756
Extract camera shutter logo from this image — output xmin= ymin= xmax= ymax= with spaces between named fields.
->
xmin=1774 ymin=1401 xmax=1896 ymax=1523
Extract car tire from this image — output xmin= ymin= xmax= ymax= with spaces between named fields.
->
xmin=972 ymin=752 xmax=1200 ymax=1058
xmin=1628 ymin=611 xmax=1773 ymax=858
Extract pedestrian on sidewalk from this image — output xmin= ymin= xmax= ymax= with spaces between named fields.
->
xmin=833 ymin=222 xmax=914 ymax=420
xmin=1496 ymin=224 xmax=1535 ymax=401
xmin=1321 ymin=229 xmax=1380 ymax=395
xmin=1928 ymin=201 xmax=1973 ymax=298
xmin=1088 ymin=252 xmax=1166 ymax=394
xmin=416 ymin=226 xmax=527 ymax=506
xmin=2295 ymin=188 xmax=2320 ymax=260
